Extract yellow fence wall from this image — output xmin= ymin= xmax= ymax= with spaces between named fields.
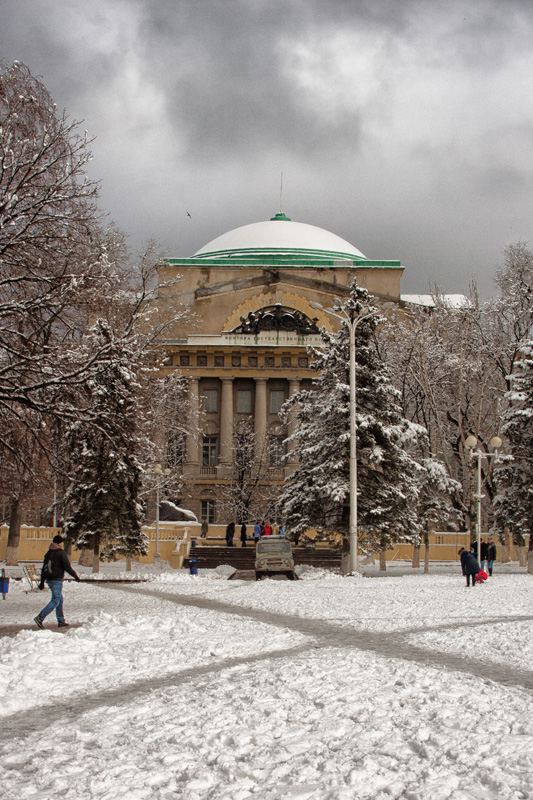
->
xmin=1 ymin=525 xmax=529 ymax=566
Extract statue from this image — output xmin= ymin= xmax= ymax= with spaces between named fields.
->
xmin=232 ymin=305 xmax=320 ymax=335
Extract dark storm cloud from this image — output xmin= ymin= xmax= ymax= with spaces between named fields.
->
xmin=1 ymin=0 xmax=533 ymax=296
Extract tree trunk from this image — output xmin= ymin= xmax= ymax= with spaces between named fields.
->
xmin=412 ymin=544 xmax=421 ymax=568
xmin=517 ymin=546 xmax=527 ymax=567
xmin=527 ymin=536 xmax=533 ymax=574
xmin=340 ymin=536 xmax=350 ymax=575
xmin=78 ymin=547 xmax=93 ymax=567
xmin=5 ymin=495 xmax=23 ymax=566
xmin=423 ymin=529 xmax=430 ymax=574
xmin=379 ymin=548 xmax=387 ymax=571
xmin=126 ymin=556 xmax=132 ymax=572
xmin=92 ymin=542 xmax=100 ymax=574
xmin=500 ymin=529 xmax=510 ymax=562
xmin=340 ymin=551 xmax=350 ymax=575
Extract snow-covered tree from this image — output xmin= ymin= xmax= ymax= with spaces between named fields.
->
xmin=62 ymin=321 xmax=147 ymax=569
xmin=280 ymin=284 xmax=422 ymax=570
xmin=411 ymin=457 xmax=461 ymax=572
xmin=493 ymin=339 xmax=533 ymax=571
xmin=0 ymin=62 xmax=112 ymax=417
xmin=380 ymin=289 xmax=505 ymax=537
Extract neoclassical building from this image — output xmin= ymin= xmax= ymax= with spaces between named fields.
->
xmin=156 ymin=211 xmax=404 ymax=524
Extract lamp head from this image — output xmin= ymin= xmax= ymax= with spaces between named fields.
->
xmin=464 ymin=435 xmax=477 ymax=450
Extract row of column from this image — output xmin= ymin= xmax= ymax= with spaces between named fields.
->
xmin=184 ymin=377 xmax=301 ymax=470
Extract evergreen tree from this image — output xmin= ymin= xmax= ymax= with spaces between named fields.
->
xmin=493 ymin=338 xmax=533 ymax=571
xmin=280 ymin=284 xmax=422 ymax=567
xmin=62 ymin=321 xmax=147 ymax=567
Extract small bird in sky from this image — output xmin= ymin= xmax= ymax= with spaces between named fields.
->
xmin=186 ymin=211 xmax=192 ymax=218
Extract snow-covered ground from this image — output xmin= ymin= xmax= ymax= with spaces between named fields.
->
xmin=0 ymin=564 xmax=532 ymax=799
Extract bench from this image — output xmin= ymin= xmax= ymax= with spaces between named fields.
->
xmin=23 ymin=564 xmax=41 ymax=592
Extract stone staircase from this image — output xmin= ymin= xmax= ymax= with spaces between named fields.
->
xmin=184 ymin=546 xmax=341 ymax=571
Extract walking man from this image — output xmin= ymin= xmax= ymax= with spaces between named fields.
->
xmin=480 ymin=538 xmax=488 ymax=571
xmin=240 ymin=522 xmax=247 ymax=547
xmin=34 ymin=535 xmax=80 ymax=629
xmin=225 ymin=521 xmax=235 ymax=547
xmin=486 ymin=537 xmax=497 ymax=576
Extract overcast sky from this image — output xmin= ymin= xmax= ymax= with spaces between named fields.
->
xmin=2 ymin=0 xmax=533 ymax=296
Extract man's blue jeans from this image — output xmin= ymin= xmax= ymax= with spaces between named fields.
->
xmin=39 ymin=580 xmax=65 ymax=623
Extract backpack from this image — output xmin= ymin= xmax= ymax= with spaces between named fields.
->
xmin=43 ymin=552 xmax=57 ymax=578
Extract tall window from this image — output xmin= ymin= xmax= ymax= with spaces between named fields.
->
xmin=204 ymin=389 xmax=218 ymax=413
xmin=201 ymin=500 xmax=216 ymax=523
xmin=237 ymin=389 xmax=252 ymax=413
xmin=270 ymin=437 xmax=286 ymax=466
xmin=270 ymin=390 xmax=285 ymax=414
xmin=202 ymin=436 xmax=217 ymax=466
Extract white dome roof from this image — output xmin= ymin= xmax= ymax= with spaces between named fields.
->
xmin=193 ymin=213 xmax=366 ymax=260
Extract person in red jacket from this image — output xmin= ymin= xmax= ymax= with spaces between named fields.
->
xmin=34 ymin=535 xmax=80 ymax=629
xmin=262 ymin=522 xmax=272 ymax=536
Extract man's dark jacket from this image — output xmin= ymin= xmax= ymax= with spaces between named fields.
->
xmin=40 ymin=546 xmax=79 ymax=583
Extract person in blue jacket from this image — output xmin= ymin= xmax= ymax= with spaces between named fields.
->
xmin=458 ymin=547 xmax=481 ymax=587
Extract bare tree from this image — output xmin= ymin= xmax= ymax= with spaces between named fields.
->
xmin=218 ymin=417 xmax=280 ymax=525
xmin=381 ymin=291 xmax=504 ymax=535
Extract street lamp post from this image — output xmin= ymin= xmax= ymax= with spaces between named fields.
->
xmin=464 ymin=435 xmax=502 ymax=565
xmin=310 ymin=297 xmax=393 ymax=574
xmin=148 ymin=463 xmax=171 ymax=560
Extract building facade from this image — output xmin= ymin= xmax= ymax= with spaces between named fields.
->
xmin=156 ymin=211 xmax=405 ymax=524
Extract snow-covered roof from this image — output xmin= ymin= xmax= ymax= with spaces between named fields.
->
xmin=401 ymin=294 xmax=473 ymax=309
xmin=192 ymin=212 xmax=367 ymax=261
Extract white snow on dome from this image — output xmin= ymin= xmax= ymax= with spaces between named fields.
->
xmin=193 ymin=218 xmax=366 ymax=260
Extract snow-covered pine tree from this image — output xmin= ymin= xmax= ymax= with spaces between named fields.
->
xmin=280 ymin=284 xmax=421 ymax=570
xmin=62 ymin=321 xmax=147 ymax=569
xmin=493 ymin=338 xmax=533 ymax=572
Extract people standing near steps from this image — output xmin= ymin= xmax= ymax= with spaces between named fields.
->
xmin=34 ymin=535 xmax=80 ymax=629
xmin=458 ymin=547 xmax=481 ymax=588
xmin=279 ymin=524 xmax=286 ymax=537
xmin=240 ymin=522 xmax=247 ymax=547
xmin=486 ymin=537 xmax=497 ymax=576
xmin=201 ymin=519 xmax=209 ymax=538
xmin=225 ymin=521 xmax=235 ymax=547
xmin=262 ymin=521 xmax=272 ymax=536
xmin=480 ymin=538 xmax=488 ymax=571
xmin=253 ymin=522 xmax=261 ymax=542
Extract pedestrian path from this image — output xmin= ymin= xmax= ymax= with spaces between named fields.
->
xmin=1 ymin=583 xmax=531 ymax=748
xmin=110 ymin=584 xmax=533 ymax=692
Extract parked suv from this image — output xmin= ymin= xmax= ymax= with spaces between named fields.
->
xmin=255 ymin=536 xmax=297 ymax=580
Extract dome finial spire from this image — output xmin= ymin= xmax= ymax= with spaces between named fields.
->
xmin=280 ymin=170 xmax=283 ymax=213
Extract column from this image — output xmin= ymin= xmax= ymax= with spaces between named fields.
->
xmin=254 ymin=378 xmax=268 ymax=462
xmin=184 ymin=378 xmax=199 ymax=470
xmin=218 ymin=378 xmax=234 ymax=466
xmin=286 ymin=379 xmax=301 ymax=465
